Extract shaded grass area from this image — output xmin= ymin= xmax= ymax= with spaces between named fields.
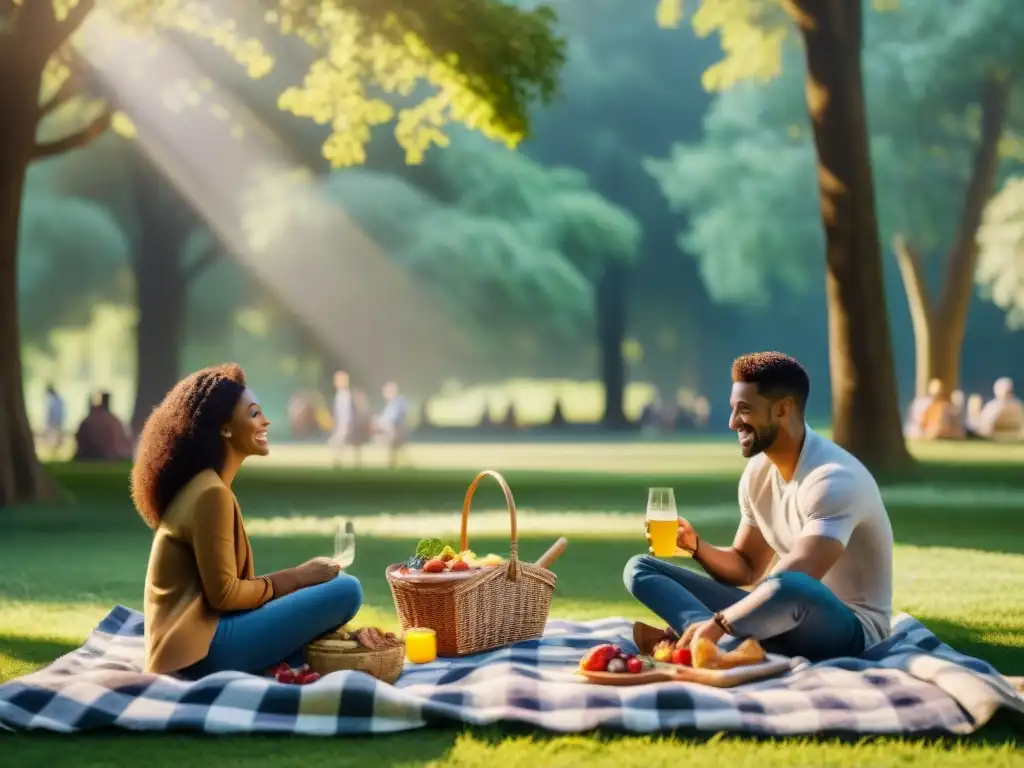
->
xmin=2 ymin=443 xmax=1024 ymax=766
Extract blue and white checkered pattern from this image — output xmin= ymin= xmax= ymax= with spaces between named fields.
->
xmin=1 ymin=606 xmax=1021 ymax=735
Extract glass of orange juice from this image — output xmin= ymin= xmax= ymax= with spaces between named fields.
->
xmin=647 ymin=487 xmax=679 ymax=558
xmin=405 ymin=628 xmax=437 ymax=664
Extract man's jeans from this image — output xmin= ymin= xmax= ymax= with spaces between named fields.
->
xmin=623 ymin=555 xmax=865 ymax=660
xmin=183 ymin=574 xmax=364 ymax=678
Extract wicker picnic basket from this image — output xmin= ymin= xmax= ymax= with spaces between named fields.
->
xmin=305 ymin=630 xmax=405 ymax=684
xmin=385 ymin=469 xmax=557 ymax=657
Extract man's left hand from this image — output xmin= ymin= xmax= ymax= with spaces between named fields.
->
xmin=680 ymin=617 xmax=725 ymax=650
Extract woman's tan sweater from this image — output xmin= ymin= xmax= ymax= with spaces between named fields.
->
xmin=142 ymin=469 xmax=298 ymax=674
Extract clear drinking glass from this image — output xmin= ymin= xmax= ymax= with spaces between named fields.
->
xmin=646 ymin=487 xmax=678 ymax=558
xmin=334 ymin=520 xmax=356 ymax=569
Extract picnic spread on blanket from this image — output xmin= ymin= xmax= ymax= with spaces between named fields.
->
xmin=2 ymin=470 xmax=1023 ymax=736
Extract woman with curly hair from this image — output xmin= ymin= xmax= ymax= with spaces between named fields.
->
xmin=133 ymin=363 xmax=363 ymax=677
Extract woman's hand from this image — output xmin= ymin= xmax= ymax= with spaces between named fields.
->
xmin=297 ymin=556 xmax=341 ymax=586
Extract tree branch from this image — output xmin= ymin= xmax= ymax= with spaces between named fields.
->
xmin=183 ymin=240 xmax=221 ymax=285
xmin=33 ymin=110 xmax=111 ymax=160
xmin=892 ymin=234 xmax=935 ymax=397
xmin=934 ymin=72 xmax=1011 ymax=336
xmin=39 ymin=74 xmax=80 ymax=118
xmin=18 ymin=0 xmax=95 ymax=61
xmin=49 ymin=0 xmax=95 ymax=54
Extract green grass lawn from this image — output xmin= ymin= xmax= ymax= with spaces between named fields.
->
xmin=2 ymin=441 xmax=1024 ymax=766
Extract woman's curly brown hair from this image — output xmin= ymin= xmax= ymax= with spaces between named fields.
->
xmin=131 ymin=363 xmax=248 ymax=529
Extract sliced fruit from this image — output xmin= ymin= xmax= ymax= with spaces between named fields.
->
xmin=652 ymin=640 xmax=673 ymax=663
xmin=578 ymin=643 xmax=620 ymax=672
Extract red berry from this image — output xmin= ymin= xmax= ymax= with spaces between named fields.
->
xmin=626 ymin=656 xmax=644 ymax=674
xmin=671 ymin=647 xmax=693 ymax=666
xmin=276 ymin=669 xmax=296 ymax=684
xmin=302 ymin=671 xmax=320 ymax=684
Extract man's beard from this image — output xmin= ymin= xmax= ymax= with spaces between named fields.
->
xmin=739 ymin=421 xmax=780 ymax=458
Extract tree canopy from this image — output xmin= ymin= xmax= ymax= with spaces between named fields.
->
xmin=434 ymin=134 xmax=642 ymax=280
xmin=312 ymin=163 xmax=596 ymax=339
xmin=645 ymin=0 xmax=1024 ymax=312
xmin=18 ymin=186 xmax=131 ymax=346
xmin=21 ymin=0 xmax=565 ymax=169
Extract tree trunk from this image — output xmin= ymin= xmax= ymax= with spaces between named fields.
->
xmin=0 ymin=55 xmax=59 ymax=507
xmin=128 ymin=150 xmax=189 ymax=435
xmin=892 ymin=74 xmax=1009 ymax=399
xmin=892 ymin=235 xmax=937 ymax=398
xmin=931 ymin=74 xmax=1010 ymax=391
xmin=597 ymin=261 xmax=628 ymax=428
xmin=131 ymin=249 xmax=186 ymax=435
xmin=788 ymin=0 xmax=911 ymax=471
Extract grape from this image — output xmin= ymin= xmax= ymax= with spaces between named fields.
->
xmin=606 ymin=658 xmax=626 ymax=674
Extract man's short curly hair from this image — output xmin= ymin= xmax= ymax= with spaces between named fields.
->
xmin=731 ymin=351 xmax=810 ymax=411
xmin=131 ymin=363 xmax=248 ymax=529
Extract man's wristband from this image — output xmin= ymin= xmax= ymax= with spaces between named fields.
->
xmin=712 ymin=612 xmax=735 ymax=636
xmin=684 ymin=534 xmax=700 ymax=556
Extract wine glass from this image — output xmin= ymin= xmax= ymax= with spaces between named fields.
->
xmin=334 ymin=520 xmax=356 ymax=569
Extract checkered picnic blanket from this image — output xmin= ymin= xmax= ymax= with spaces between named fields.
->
xmin=1 ymin=606 xmax=1021 ymax=736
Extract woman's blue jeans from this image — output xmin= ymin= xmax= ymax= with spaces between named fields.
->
xmin=623 ymin=555 xmax=865 ymax=661
xmin=183 ymin=574 xmax=364 ymax=678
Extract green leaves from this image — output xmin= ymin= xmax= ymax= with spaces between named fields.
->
xmin=434 ymin=134 xmax=641 ymax=279
xmin=647 ymin=0 xmax=1024 ymax=309
xmin=272 ymin=0 xmax=565 ymax=164
xmin=977 ymin=176 xmax=1024 ymax=329
xmin=18 ymin=189 xmax=131 ymax=346
xmin=319 ymin=165 xmax=594 ymax=339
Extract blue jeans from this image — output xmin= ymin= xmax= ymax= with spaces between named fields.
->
xmin=183 ymin=574 xmax=364 ymax=678
xmin=623 ymin=555 xmax=865 ymax=661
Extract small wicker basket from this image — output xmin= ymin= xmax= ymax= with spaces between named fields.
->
xmin=386 ymin=469 xmax=557 ymax=657
xmin=305 ymin=631 xmax=405 ymax=684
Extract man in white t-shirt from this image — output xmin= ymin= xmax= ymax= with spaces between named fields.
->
xmin=624 ymin=351 xmax=894 ymax=660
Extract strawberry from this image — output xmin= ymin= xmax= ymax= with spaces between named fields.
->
xmin=671 ymin=647 xmax=692 ymax=666
xmin=578 ymin=644 xmax=620 ymax=672
xmin=276 ymin=669 xmax=296 ymax=684
xmin=302 ymin=671 xmax=320 ymax=684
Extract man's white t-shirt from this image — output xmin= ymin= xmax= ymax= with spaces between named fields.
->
xmin=739 ymin=426 xmax=894 ymax=646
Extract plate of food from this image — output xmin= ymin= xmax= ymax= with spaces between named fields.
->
xmin=576 ymin=634 xmax=794 ymax=688
xmin=386 ymin=538 xmax=510 ymax=583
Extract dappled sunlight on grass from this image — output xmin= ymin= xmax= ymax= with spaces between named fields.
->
xmin=243 ymin=507 xmax=737 ymax=539
xmin=0 ymin=600 xmax=124 ymax=641
xmin=425 ymin=378 xmax=661 ymax=426
xmin=258 ymin=440 xmax=750 ymax=474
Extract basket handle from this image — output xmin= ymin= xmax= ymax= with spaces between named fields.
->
xmin=460 ymin=470 xmax=519 ymax=580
